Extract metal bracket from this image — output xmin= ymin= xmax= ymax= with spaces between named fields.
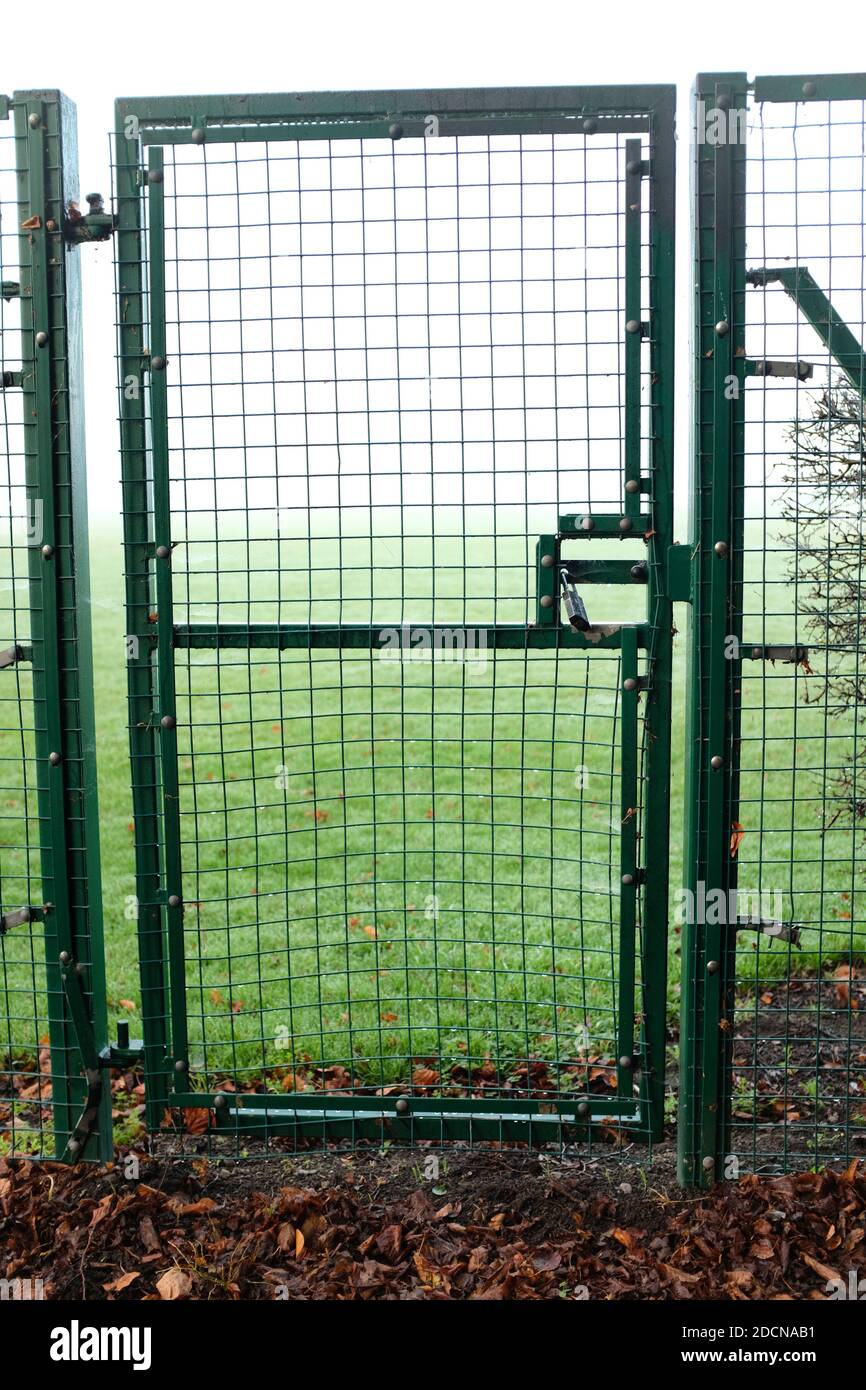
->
xmin=58 ymin=954 xmax=103 ymax=1158
xmin=0 ymin=643 xmax=25 ymax=669
xmin=745 ymin=358 xmax=813 ymax=381
xmin=743 ymin=643 xmax=808 ymax=664
xmin=1 ymin=280 xmax=19 ymax=299
xmin=667 ymin=543 xmax=693 ymax=603
xmin=736 ymin=918 xmax=801 ymax=947
xmin=0 ymin=904 xmax=36 ymax=935
xmin=1 ymin=371 xmax=23 ymax=390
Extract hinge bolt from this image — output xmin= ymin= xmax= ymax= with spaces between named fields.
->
xmin=35 ymin=331 xmax=48 ymax=348
xmin=214 ymin=1093 xmax=228 ymax=1109
xmin=625 ymin=479 xmax=640 ymax=494
xmin=618 ymin=1055 xmax=633 ymax=1070
xmin=388 ymin=123 xmax=404 ymax=140
xmin=49 ymin=750 xmax=62 ymax=766
xmin=160 ymin=714 xmax=176 ymax=730
xmin=623 ymin=678 xmax=638 ymax=693
xmin=580 ymin=516 xmax=594 ymax=532
xmin=713 ymin=540 xmax=728 ymax=557
xmin=715 ymin=320 xmax=730 ymax=337
xmin=150 ymin=355 xmax=166 ymax=372
xmin=702 ymin=1155 xmax=715 ymax=1171
xmin=174 ymin=1059 xmax=187 ymax=1072
xmin=59 ymin=950 xmax=71 ymax=965
xmin=28 ymin=113 xmax=41 ymax=129
xmin=802 ymin=81 xmax=817 ymax=98
xmin=707 ymin=959 xmax=720 ymax=974
xmin=540 ymin=553 xmax=555 ymax=569
xmin=619 ymin=517 xmax=633 ymax=532
xmin=191 ymin=127 xmax=205 ymax=145
xmin=168 ymin=894 xmax=182 ymax=909
xmin=147 ymin=169 xmax=164 ymax=185
xmin=577 ymin=1101 xmax=590 ymax=1117
xmin=621 ymin=872 xmax=635 ymax=886
xmin=626 ymin=158 xmax=642 ymax=176
xmin=156 ymin=544 xmax=170 ymax=559
xmin=41 ymin=543 xmax=54 ymax=559
xmin=67 ymin=1138 xmax=81 ymax=1157
xmin=539 ymin=594 xmax=554 ymax=609
xmin=582 ymin=117 xmax=598 ymax=134
xmin=395 ymin=1097 xmax=410 ymax=1114
xmin=625 ymin=319 xmax=641 ymax=335
xmin=710 ymin=754 xmax=724 ymax=770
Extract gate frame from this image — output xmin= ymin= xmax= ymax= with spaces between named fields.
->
xmin=114 ymin=84 xmax=677 ymax=1146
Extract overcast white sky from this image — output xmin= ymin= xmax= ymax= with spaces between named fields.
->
xmin=2 ymin=0 xmax=865 ymax=517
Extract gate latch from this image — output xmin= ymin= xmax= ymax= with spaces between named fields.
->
xmin=559 ymin=567 xmax=591 ymax=631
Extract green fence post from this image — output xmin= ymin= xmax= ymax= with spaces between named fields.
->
xmin=678 ymin=74 xmax=748 ymax=1187
xmin=13 ymin=90 xmax=111 ymax=1160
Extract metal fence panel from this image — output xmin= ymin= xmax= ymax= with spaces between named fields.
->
xmin=115 ymin=87 xmax=676 ymax=1150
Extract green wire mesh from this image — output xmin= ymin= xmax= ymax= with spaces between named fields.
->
xmin=725 ymin=90 xmax=866 ymax=1172
xmin=0 ymin=114 xmax=51 ymax=1158
xmin=117 ymin=115 xmax=661 ymax=1152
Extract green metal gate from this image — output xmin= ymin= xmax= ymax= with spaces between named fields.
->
xmin=114 ymin=86 xmax=676 ymax=1148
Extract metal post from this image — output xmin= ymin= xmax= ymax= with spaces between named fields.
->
xmin=13 ymin=90 xmax=111 ymax=1160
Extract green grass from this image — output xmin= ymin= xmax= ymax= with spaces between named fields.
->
xmin=2 ymin=517 xmax=865 ymax=1092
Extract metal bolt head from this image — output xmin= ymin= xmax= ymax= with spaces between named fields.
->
xmin=67 ymin=1138 xmax=81 ymax=1156
xmin=582 ymin=117 xmax=598 ymax=134
xmin=59 ymin=950 xmax=71 ymax=965
xmin=715 ymin=319 xmax=730 ymax=337
xmin=539 ymin=594 xmax=554 ymax=610
xmin=625 ymin=319 xmax=641 ymax=335
xmin=714 ymin=540 xmax=728 ymax=557
xmin=619 ymin=517 xmax=633 ymax=533
xmin=716 ymin=93 xmax=730 ymax=111
xmin=752 ymin=646 xmax=762 ymax=660
xmin=35 ymin=331 xmax=48 ymax=348
xmin=802 ymin=81 xmax=817 ymax=98
xmin=580 ymin=516 xmax=594 ymax=532
xmin=28 ymin=113 xmax=41 ymax=129
xmin=624 ymin=479 xmax=639 ymax=494
xmin=41 ymin=543 xmax=54 ymax=559
xmin=388 ymin=122 xmax=404 ymax=141
xmin=540 ymin=553 xmax=555 ymax=569
xmin=174 ymin=1059 xmax=187 ymax=1073
xmin=168 ymin=894 xmax=182 ymax=909
xmin=147 ymin=169 xmax=164 ymax=184
xmin=191 ymin=127 xmax=205 ymax=145
xmin=621 ymin=872 xmax=635 ymax=886
xmin=160 ymin=714 xmax=176 ymax=730
xmin=150 ymin=355 xmax=166 ymax=372
xmin=577 ymin=1101 xmax=590 ymax=1117
xmin=630 ymin=562 xmax=647 ymax=580
xmin=45 ymin=219 xmax=57 ymax=232
xmin=626 ymin=158 xmax=642 ymax=176
xmin=49 ymin=750 xmax=62 ymax=766
xmin=618 ymin=1055 xmax=633 ymax=1070
xmin=156 ymin=544 xmax=170 ymax=559
xmin=395 ymin=1097 xmax=410 ymax=1115
xmin=710 ymin=754 xmax=724 ymax=770
xmin=623 ymin=677 xmax=638 ymax=692
xmin=702 ymin=1155 xmax=715 ymax=1172
xmin=707 ymin=959 xmax=720 ymax=974
xmin=214 ymin=1093 xmax=228 ymax=1109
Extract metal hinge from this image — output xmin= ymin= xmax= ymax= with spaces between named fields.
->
xmin=0 ymin=904 xmax=36 ymax=934
xmin=63 ymin=193 xmax=116 ymax=245
xmin=737 ymin=918 xmax=801 ymax=947
xmin=58 ymin=953 xmax=103 ymax=1158
xmin=0 ymin=643 xmax=25 ymax=669
xmin=1 ymin=280 xmax=19 ymax=300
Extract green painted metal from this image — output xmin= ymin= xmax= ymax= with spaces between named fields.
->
xmin=745 ymin=267 xmax=866 ymax=398
xmin=115 ymin=84 xmax=677 ymax=1149
xmin=679 ymin=73 xmax=748 ymax=1187
xmin=3 ymin=91 xmax=111 ymax=1160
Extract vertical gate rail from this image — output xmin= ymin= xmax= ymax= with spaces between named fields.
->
xmin=0 ymin=91 xmax=110 ymax=1160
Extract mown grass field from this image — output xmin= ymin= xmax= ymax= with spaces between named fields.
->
xmin=2 ymin=517 xmax=864 ymax=1095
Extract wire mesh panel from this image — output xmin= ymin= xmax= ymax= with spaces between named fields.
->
xmin=684 ymin=73 xmax=866 ymax=1182
xmin=116 ymin=88 xmax=675 ymax=1149
xmin=0 ymin=103 xmax=50 ymax=1157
